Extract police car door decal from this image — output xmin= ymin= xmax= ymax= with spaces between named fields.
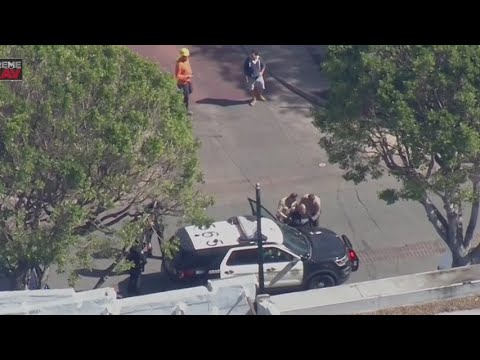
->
xmin=263 ymin=247 xmax=304 ymax=288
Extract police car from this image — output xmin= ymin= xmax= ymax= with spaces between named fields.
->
xmin=162 ymin=198 xmax=359 ymax=291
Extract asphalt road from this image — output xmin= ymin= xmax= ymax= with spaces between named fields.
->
xmin=1 ymin=45 xmax=455 ymax=294
xmin=123 ymin=45 xmax=449 ymax=293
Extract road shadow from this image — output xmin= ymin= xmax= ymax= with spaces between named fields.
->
xmin=196 ymin=98 xmax=250 ymax=107
xmin=130 ymin=45 xmax=323 ymax=118
xmin=190 ymin=45 xmax=295 ymax=105
xmin=75 ymin=251 xmax=164 ymax=280
xmin=305 ymin=45 xmax=326 ymax=68
xmin=0 ymin=277 xmax=10 ymax=291
xmin=75 ymin=268 xmax=111 ymax=278
xmin=91 ymin=248 xmax=122 ymax=260
xmin=117 ymin=271 xmax=204 ymax=298
xmin=189 ymin=45 xmax=247 ymax=94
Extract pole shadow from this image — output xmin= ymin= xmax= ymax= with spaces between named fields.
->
xmin=196 ymin=98 xmax=250 ymax=107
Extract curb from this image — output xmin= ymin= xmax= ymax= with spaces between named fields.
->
xmin=239 ymin=45 xmax=326 ymax=108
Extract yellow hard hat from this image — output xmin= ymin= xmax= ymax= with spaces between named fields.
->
xmin=179 ymin=48 xmax=190 ymax=57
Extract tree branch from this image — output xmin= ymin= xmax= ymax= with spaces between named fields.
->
xmin=88 ymin=220 xmax=116 ymax=236
xmin=39 ymin=265 xmax=50 ymax=289
xmin=457 ymin=202 xmax=464 ymax=246
xmin=98 ymin=200 xmax=135 ymax=223
xmin=468 ymin=241 xmax=480 ymax=265
xmin=371 ymin=131 xmax=403 ymax=172
xmin=464 ymin=180 xmax=480 ymax=249
xmin=426 ymin=154 xmax=435 ymax=179
xmin=102 ymin=211 xmax=138 ymax=228
xmin=434 ymin=88 xmax=445 ymax=110
xmin=445 ymin=200 xmax=458 ymax=247
xmin=393 ymin=131 xmax=411 ymax=169
xmin=419 ymin=196 xmax=448 ymax=241
xmin=435 ymin=153 xmax=445 ymax=168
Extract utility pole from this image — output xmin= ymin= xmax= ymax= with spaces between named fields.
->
xmin=255 ymin=183 xmax=265 ymax=294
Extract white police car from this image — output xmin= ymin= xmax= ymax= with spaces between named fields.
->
xmin=162 ymin=199 xmax=359 ymax=291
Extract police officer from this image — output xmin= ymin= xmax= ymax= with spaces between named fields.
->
xmin=126 ymin=244 xmax=148 ymax=296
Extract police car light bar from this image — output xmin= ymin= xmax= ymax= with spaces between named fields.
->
xmin=237 ymin=216 xmax=268 ymax=242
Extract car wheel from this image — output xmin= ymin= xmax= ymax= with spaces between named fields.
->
xmin=161 ymin=262 xmax=175 ymax=281
xmin=307 ymin=274 xmax=336 ymax=290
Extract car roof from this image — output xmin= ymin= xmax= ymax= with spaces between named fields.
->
xmin=179 ymin=216 xmax=284 ymax=251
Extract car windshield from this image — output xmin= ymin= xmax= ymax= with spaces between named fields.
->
xmin=280 ymin=223 xmax=311 ymax=257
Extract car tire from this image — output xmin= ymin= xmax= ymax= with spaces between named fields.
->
xmin=307 ymin=274 xmax=336 ymax=290
xmin=161 ymin=261 xmax=175 ymax=281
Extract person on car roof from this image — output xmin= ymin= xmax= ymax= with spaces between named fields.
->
xmin=299 ymin=193 xmax=321 ymax=227
xmin=276 ymin=193 xmax=298 ymax=222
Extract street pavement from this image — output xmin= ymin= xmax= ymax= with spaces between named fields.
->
xmin=126 ymin=45 xmax=452 ymax=288
xmin=2 ymin=45 xmax=464 ymax=293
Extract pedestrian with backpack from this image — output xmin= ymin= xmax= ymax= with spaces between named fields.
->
xmin=244 ymin=50 xmax=267 ymax=106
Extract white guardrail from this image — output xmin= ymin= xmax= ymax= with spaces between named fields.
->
xmin=0 ymin=275 xmax=258 ymax=315
xmin=2 ymin=265 xmax=480 ymax=315
xmin=256 ymin=264 xmax=480 ymax=315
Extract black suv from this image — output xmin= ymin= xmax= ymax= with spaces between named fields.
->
xmin=161 ymin=198 xmax=359 ymax=292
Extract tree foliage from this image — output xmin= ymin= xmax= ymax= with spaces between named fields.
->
xmin=314 ymin=45 xmax=480 ymax=267
xmin=0 ymin=45 xmax=213 ymax=288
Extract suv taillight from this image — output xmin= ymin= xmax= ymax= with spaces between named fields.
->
xmin=349 ymin=250 xmax=358 ymax=261
xmin=178 ymin=270 xmax=195 ymax=279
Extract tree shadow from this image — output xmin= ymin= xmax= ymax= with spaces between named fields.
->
xmin=75 ymin=268 xmax=112 ymax=278
xmin=129 ymin=45 xmax=326 ymax=118
xmin=116 ymin=271 xmax=204 ymax=298
xmin=130 ymin=45 xmax=324 ymax=117
xmin=305 ymin=45 xmax=326 ymax=68
xmin=91 ymin=248 xmax=122 ymax=260
xmin=190 ymin=45 xmax=326 ymax=117
xmin=196 ymin=98 xmax=250 ymax=107
xmin=0 ymin=276 xmax=10 ymax=291
xmin=189 ymin=45 xmax=247 ymax=95
xmin=76 ymin=251 xmax=163 ymax=280
xmin=191 ymin=45 xmax=299 ymax=106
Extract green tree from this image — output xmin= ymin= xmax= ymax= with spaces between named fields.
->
xmin=0 ymin=45 xmax=213 ymax=290
xmin=314 ymin=45 xmax=480 ymax=268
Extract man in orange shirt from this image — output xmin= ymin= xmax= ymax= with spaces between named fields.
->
xmin=175 ymin=48 xmax=193 ymax=115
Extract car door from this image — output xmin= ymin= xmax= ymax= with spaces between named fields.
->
xmin=263 ymin=245 xmax=304 ymax=289
xmin=248 ymin=197 xmax=278 ymax=222
xmin=220 ymin=246 xmax=260 ymax=280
